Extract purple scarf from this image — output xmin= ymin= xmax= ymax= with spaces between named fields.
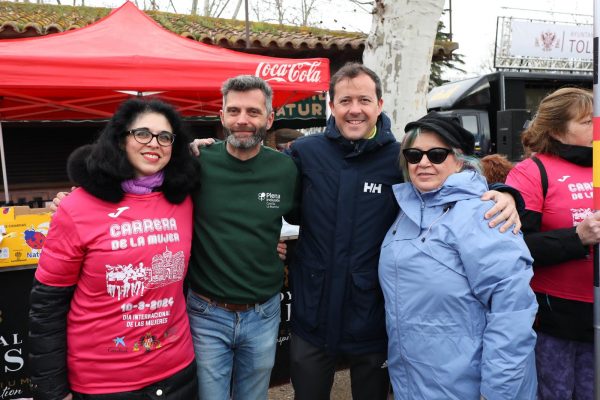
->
xmin=121 ymin=171 xmax=164 ymax=194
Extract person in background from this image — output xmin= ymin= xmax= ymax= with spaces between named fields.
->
xmin=29 ymin=98 xmax=199 ymax=400
xmin=505 ymin=87 xmax=599 ymax=400
xmin=480 ymin=153 xmax=513 ymax=184
xmin=286 ymin=62 xmax=522 ymax=400
xmin=272 ymin=128 xmax=304 ymax=151
xmin=379 ymin=112 xmax=538 ymax=400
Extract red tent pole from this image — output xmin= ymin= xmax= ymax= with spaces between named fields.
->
xmin=594 ymin=1 xmax=600 ymax=397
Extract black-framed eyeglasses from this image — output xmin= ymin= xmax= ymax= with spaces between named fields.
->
xmin=128 ymin=128 xmax=176 ymax=147
xmin=402 ymin=147 xmax=452 ymax=164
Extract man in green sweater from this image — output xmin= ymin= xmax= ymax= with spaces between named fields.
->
xmin=186 ymin=75 xmax=300 ymax=399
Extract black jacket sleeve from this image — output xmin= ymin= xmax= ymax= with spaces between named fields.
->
xmin=283 ymin=144 xmax=302 ymax=225
xmin=29 ymin=278 xmax=75 ymax=400
xmin=489 ymin=182 xmax=525 ymax=213
xmin=521 ymin=209 xmax=589 ymax=267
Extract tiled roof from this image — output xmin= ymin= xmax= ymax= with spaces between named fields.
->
xmin=0 ymin=1 xmax=456 ymax=61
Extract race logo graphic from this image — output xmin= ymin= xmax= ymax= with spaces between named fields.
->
xmin=571 ymin=208 xmax=593 ymax=227
xmin=133 ymin=332 xmax=161 ymax=353
xmin=24 ymin=227 xmax=46 ymax=249
xmin=148 ymin=248 xmax=185 ymax=289
xmin=106 ymin=247 xmax=185 ymax=300
xmin=535 ymin=31 xmax=559 ymax=51
xmin=257 ymin=192 xmax=281 ymax=209
xmin=108 ymin=336 xmax=127 ymax=353
xmin=163 ymin=327 xmax=178 ymax=339
xmin=113 ymin=336 xmax=126 ymax=347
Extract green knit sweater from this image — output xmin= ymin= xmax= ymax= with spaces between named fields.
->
xmin=187 ymin=142 xmax=300 ymax=303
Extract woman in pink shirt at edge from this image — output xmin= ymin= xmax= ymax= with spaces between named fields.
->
xmin=28 ymin=98 xmax=200 ymax=400
xmin=505 ymin=88 xmax=600 ymax=400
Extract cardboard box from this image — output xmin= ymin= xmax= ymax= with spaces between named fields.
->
xmin=0 ymin=206 xmax=52 ymax=268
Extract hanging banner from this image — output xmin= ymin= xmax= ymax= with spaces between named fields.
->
xmin=510 ymin=20 xmax=592 ymax=60
xmin=274 ymin=93 xmax=327 ymax=121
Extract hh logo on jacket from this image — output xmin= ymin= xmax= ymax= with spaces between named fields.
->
xmin=363 ymin=182 xmax=382 ymax=194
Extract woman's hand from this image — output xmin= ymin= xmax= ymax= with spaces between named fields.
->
xmin=576 ymin=212 xmax=600 ymax=245
xmin=189 ymin=138 xmax=216 ymax=156
xmin=480 ymin=190 xmax=521 ymax=234
xmin=63 ymin=393 xmax=73 ymax=400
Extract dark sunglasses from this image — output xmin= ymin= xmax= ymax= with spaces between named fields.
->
xmin=128 ymin=128 xmax=176 ymax=147
xmin=402 ymin=147 xmax=452 ymax=164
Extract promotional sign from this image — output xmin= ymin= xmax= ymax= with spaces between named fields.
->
xmin=275 ymin=93 xmax=327 ymax=121
xmin=0 ymin=268 xmax=35 ymax=400
xmin=0 ymin=207 xmax=51 ymax=269
xmin=270 ymin=238 xmax=296 ymax=385
xmin=510 ymin=20 xmax=592 ymax=60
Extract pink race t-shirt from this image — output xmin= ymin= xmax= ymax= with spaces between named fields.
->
xmin=35 ymin=188 xmax=194 ymax=394
xmin=506 ymin=154 xmax=593 ymax=302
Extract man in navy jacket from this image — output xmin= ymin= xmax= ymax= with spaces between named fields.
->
xmin=287 ymin=62 xmax=520 ymax=399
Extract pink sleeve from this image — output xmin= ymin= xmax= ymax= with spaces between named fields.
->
xmin=505 ymin=159 xmax=544 ymax=213
xmin=35 ymin=205 xmax=85 ymax=287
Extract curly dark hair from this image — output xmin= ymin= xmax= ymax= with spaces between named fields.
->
xmin=73 ymin=98 xmax=198 ymax=204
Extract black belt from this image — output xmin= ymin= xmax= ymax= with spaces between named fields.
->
xmin=194 ymin=292 xmax=258 ymax=312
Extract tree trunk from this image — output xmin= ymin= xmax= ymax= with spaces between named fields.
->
xmin=362 ymin=0 xmax=445 ymax=139
xmin=191 ymin=0 xmax=199 ymax=15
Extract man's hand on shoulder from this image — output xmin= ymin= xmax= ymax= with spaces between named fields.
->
xmin=189 ymin=138 xmax=216 ymax=156
xmin=50 ymin=187 xmax=76 ymax=213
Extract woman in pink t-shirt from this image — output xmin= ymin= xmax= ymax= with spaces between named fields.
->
xmin=29 ymin=98 xmax=199 ymax=400
xmin=506 ymin=87 xmax=599 ymax=400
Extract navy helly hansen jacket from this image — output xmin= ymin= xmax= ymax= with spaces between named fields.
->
xmin=288 ymin=113 xmax=403 ymax=355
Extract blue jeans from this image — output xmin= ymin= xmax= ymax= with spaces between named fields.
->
xmin=187 ymin=291 xmax=280 ymax=400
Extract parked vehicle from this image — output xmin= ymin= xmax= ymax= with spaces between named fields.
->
xmin=427 ymin=71 xmax=592 ymax=160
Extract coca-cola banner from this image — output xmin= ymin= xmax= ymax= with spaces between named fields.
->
xmin=255 ymin=61 xmax=325 ymax=84
xmin=510 ymin=20 xmax=592 ymax=60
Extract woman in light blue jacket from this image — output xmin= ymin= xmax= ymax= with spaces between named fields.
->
xmin=379 ymin=112 xmax=537 ymax=400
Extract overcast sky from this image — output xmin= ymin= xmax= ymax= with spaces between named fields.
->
xmin=446 ymin=0 xmax=592 ymax=79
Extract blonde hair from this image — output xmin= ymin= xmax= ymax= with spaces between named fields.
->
xmin=521 ymin=87 xmax=592 ymax=155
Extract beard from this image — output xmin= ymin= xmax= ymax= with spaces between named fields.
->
xmin=225 ymin=125 xmax=268 ymax=149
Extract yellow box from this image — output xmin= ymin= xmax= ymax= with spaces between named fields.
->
xmin=0 ymin=206 xmax=52 ymax=268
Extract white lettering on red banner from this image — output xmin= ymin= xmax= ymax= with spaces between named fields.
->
xmin=255 ymin=61 xmax=322 ymax=83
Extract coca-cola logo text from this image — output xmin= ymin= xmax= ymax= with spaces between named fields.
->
xmin=255 ymin=61 xmax=322 ymax=83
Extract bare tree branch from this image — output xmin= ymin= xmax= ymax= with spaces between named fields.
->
xmin=231 ymin=0 xmax=243 ymax=19
xmin=347 ymin=0 xmax=374 ymax=13
xmin=214 ymin=0 xmax=232 ymax=18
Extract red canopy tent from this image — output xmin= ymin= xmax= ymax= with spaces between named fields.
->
xmin=0 ymin=1 xmax=329 ymax=121
xmin=0 ymin=1 xmax=329 ymax=200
